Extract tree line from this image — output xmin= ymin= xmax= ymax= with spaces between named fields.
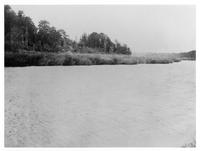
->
xmin=5 ymin=5 xmax=132 ymax=55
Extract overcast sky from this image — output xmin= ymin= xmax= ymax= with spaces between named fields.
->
xmin=11 ymin=5 xmax=195 ymax=53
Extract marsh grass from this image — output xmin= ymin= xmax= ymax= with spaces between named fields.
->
xmin=5 ymin=50 xmax=193 ymax=67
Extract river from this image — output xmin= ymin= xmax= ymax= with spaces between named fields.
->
xmin=5 ymin=61 xmax=195 ymax=147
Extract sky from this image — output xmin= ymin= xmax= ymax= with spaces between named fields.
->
xmin=11 ymin=5 xmax=195 ymax=53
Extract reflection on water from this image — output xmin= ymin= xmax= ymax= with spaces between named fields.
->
xmin=5 ymin=61 xmax=195 ymax=147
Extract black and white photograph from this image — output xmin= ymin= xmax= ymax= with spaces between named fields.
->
xmin=2 ymin=2 xmax=197 ymax=148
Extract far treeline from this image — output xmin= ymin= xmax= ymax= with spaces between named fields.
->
xmin=5 ymin=5 xmax=195 ymax=67
xmin=5 ymin=5 xmax=131 ymax=55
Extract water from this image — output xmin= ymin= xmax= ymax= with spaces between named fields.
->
xmin=5 ymin=61 xmax=195 ymax=147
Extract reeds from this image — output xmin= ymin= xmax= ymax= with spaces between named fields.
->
xmin=5 ymin=50 xmax=194 ymax=67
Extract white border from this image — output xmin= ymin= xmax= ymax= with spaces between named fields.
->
xmin=0 ymin=0 xmax=199 ymax=5
xmin=0 ymin=0 xmax=199 ymax=151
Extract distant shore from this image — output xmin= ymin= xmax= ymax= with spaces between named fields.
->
xmin=5 ymin=50 xmax=196 ymax=67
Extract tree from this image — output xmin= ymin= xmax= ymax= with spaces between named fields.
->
xmin=5 ymin=5 xmax=17 ymax=50
xmin=5 ymin=5 xmax=37 ymax=51
xmin=36 ymin=20 xmax=64 ymax=52
xmin=114 ymin=40 xmax=131 ymax=55
xmin=78 ymin=32 xmax=131 ymax=55
xmin=58 ymin=29 xmax=70 ymax=47
xmin=4 ymin=5 xmax=131 ymax=55
xmin=79 ymin=33 xmax=88 ymax=47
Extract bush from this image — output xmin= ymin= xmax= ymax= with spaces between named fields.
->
xmin=5 ymin=52 xmax=44 ymax=66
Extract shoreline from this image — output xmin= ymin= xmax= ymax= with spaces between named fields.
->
xmin=5 ymin=50 xmax=195 ymax=67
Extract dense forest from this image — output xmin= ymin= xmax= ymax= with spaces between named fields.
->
xmin=5 ymin=5 xmax=131 ymax=55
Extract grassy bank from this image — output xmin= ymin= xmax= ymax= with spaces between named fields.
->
xmin=5 ymin=50 xmax=195 ymax=67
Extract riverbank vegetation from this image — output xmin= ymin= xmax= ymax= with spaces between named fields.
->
xmin=4 ymin=5 xmax=195 ymax=67
xmin=5 ymin=50 xmax=195 ymax=67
